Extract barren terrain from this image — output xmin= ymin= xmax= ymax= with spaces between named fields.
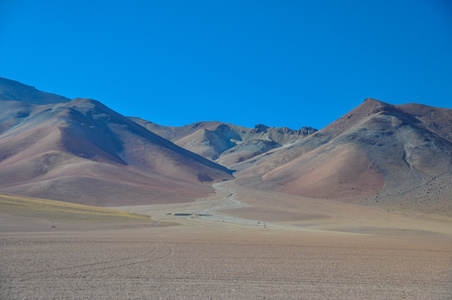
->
xmin=1 ymin=218 xmax=451 ymax=299
xmin=1 ymin=78 xmax=452 ymax=299
xmin=1 ymin=182 xmax=452 ymax=299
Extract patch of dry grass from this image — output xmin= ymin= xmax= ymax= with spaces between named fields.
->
xmin=0 ymin=194 xmax=151 ymax=223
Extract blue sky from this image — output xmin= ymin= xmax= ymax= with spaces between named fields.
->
xmin=1 ymin=0 xmax=451 ymax=130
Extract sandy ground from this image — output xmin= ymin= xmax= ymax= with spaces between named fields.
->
xmin=1 ymin=182 xmax=452 ymax=299
xmin=1 ymin=221 xmax=451 ymax=299
xmin=117 ymin=181 xmax=452 ymax=236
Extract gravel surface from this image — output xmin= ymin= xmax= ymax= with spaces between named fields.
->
xmin=1 ymin=222 xmax=451 ymax=300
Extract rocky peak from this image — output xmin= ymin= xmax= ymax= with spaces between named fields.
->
xmin=252 ymin=124 xmax=269 ymax=133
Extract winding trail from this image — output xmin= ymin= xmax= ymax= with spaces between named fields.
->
xmin=113 ymin=181 xmax=269 ymax=227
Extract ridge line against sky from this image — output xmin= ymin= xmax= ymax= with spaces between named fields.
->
xmin=1 ymin=0 xmax=451 ymax=130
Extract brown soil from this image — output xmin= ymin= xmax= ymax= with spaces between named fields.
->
xmin=264 ymin=143 xmax=384 ymax=200
xmin=1 ymin=204 xmax=451 ymax=299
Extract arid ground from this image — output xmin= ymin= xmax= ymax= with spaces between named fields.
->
xmin=1 ymin=183 xmax=451 ymax=300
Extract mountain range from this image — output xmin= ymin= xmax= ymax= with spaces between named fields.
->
xmin=1 ymin=77 xmax=451 ymax=215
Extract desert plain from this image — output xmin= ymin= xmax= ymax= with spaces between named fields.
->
xmin=1 ymin=181 xmax=451 ymax=300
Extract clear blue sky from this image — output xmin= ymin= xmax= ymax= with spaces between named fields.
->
xmin=1 ymin=0 xmax=451 ymax=130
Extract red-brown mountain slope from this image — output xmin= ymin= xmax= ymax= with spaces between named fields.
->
xmin=235 ymin=99 xmax=452 ymax=214
xmin=0 ymin=94 xmax=233 ymax=206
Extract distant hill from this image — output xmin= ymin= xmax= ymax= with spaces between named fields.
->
xmin=130 ymin=117 xmax=317 ymax=166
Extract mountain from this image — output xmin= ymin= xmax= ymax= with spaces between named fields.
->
xmin=235 ymin=98 xmax=452 ymax=214
xmin=0 ymin=80 xmax=233 ymax=206
xmin=1 ymin=78 xmax=451 ymax=215
xmin=130 ymin=118 xmax=317 ymax=166
xmin=0 ymin=77 xmax=70 ymax=104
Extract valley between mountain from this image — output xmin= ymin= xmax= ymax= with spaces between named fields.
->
xmin=115 ymin=178 xmax=452 ymax=237
xmin=1 ymin=77 xmax=452 ymax=299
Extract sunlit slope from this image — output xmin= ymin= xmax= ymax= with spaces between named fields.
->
xmin=0 ymin=194 xmax=150 ymax=223
xmin=234 ymin=99 xmax=452 ymax=215
xmin=0 ymin=97 xmax=233 ymax=206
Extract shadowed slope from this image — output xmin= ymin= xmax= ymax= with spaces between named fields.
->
xmin=0 ymin=77 xmax=70 ymax=104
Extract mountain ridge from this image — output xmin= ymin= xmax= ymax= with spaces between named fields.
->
xmin=0 ymin=77 xmax=70 ymax=105
xmin=131 ymin=117 xmax=317 ymax=166
xmin=1 ymin=78 xmax=451 ymax=216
